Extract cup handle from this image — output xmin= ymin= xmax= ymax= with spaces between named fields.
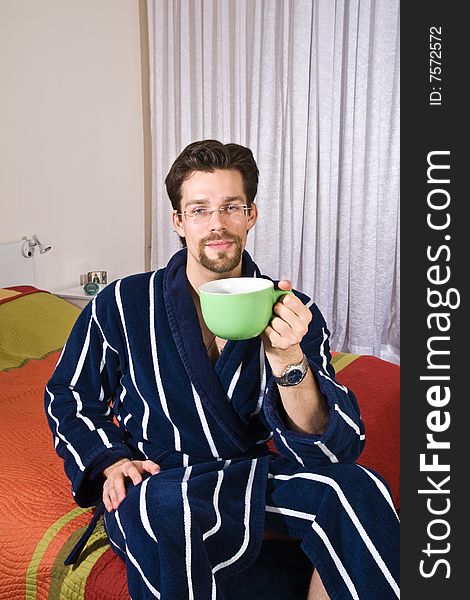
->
xmin=272 ymin=288 xmax=293 ymax=304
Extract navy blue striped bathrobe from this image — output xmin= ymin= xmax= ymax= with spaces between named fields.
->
xmin=45 ymin=249 xmax=399 ymax=599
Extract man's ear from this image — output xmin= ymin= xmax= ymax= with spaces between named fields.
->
xmin=246 ymin=202 xmax=258 ymax=232
xmin=172 ymin=210 xmax=185 ymax=237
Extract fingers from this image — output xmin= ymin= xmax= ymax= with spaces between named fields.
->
xmin=103 ymin=473 xmax=127 ymax=512
xmin=264 ymin=323 xmax=297 ymax=350
xmin=102 ymin=460 xmax=161 ymax=512
xmin=141 ymin=460 xmax=161 ymax=476
xmin=267 ymin=294 xmax=311 ymax=348
xmin=275 ymin=293 xmax=311 ymax=322
xmin=106 ymin=474 xmax=128 ymax=511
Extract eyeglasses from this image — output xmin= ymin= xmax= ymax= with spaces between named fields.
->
xmin=176 ymin=204 xmax=252 ymax=224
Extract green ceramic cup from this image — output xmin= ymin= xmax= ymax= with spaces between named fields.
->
xmin=198 ymin=277 xmax=292 ymax=340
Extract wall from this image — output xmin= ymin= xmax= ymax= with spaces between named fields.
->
xmin=0 ymin=0 xmax=146 ymax=291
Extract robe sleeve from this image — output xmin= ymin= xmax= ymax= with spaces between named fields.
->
xmin=44 ymin=291 xmax=132 ymax=507
xmin=263 ymin=298 xmax=365 ymax=467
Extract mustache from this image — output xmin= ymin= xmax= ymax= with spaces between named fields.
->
xmin=202 ymin=233 xmax=240 ymax=244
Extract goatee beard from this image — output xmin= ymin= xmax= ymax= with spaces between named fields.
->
xmin=199 ymin=234 xmax=243 ymax=273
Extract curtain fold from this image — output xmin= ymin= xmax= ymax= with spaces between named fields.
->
xmin=147 ymin=0 xmax=400 ymax=363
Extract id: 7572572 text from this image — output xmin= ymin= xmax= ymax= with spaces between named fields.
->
xmin=429 ymin=26 xmax=442 ymax=106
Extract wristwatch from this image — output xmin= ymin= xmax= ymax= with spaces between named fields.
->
xmin=272 ymin=354 xmax=309 ymax=387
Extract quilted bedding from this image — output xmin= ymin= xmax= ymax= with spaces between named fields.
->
xmin=0 ymin=289 xmax=129 ymax=599
xmin=0 ymin=287 xmax=399 ymax=600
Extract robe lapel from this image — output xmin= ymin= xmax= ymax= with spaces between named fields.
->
xmin=162 ymin=249 xmax=265 ymax=451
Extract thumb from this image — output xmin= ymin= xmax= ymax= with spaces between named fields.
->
xmin=277 ymin=279 xmax=292 ymax=291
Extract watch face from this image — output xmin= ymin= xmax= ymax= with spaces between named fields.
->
xmin=285 ymin=368 xmax=303 ymax=384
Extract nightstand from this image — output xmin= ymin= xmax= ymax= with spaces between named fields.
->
xmin=54 ymin=285 xmax=107 ymax=309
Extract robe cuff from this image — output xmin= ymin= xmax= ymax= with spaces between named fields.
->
xmin=263 ymin=360 xmax=364 ymax=467
xmin=72 ymin=445 xmax=133 ymax=507
xmin=88 ymin=448 xmax=132 ymax=479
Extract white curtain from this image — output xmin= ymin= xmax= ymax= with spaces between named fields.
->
xmin=147 ymin=0 xmax=400 ymax=363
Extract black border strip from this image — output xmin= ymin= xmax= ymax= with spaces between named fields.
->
xmin=401 ymin=3 xmax=466 ymax=596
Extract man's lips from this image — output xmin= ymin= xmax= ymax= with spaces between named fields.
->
xmin=206 ymin=240 xmax=234 ymax=250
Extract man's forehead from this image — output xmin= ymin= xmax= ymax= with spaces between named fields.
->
xmin=181 ymin=170 xmax=246 ymax=201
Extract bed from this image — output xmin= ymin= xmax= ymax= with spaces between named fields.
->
xmin=0 ymin=284 xmax=400 ymax=600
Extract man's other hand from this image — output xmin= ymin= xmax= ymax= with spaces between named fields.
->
xmin=102 ymin=458 xmax=160 ymax=512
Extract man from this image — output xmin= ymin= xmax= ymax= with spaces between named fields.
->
xmin=45 ymin=140 xmax=399 ymax=599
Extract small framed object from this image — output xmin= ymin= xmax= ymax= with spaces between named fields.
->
xmin=87 ymin=271 xmax=107 ymax=285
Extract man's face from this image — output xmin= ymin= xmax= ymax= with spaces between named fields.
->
xmin=172 ymin=169 xmax=258 ymax=278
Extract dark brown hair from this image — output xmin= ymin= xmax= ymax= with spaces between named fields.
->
xmin=165 ymin=139 xmax=259 ymax=213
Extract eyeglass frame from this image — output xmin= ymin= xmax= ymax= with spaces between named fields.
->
xmin=175 ymin=204 xmax=253 ymax=224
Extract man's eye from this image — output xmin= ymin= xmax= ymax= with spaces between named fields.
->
xmin=192 ymin=208 xmax=207 ymax=215
xmin=225 ymin=205 xmax=241 ymax=213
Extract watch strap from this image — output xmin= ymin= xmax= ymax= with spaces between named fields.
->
xmin=272 ymin=354 xmax=309 ymax=387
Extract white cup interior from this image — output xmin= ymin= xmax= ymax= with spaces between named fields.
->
xmin=199 ymin=277 xmax=272 ymax=295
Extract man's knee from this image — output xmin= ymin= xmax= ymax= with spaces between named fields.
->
xmin=114 ymin=474 xmax=179 ymax=536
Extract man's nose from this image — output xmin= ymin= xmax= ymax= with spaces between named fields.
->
xmin=209 ymin=209 xmax=227 ymax=230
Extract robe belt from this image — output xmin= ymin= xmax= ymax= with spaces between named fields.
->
xmin=63 ymin=502 xmax=105 ymax=566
